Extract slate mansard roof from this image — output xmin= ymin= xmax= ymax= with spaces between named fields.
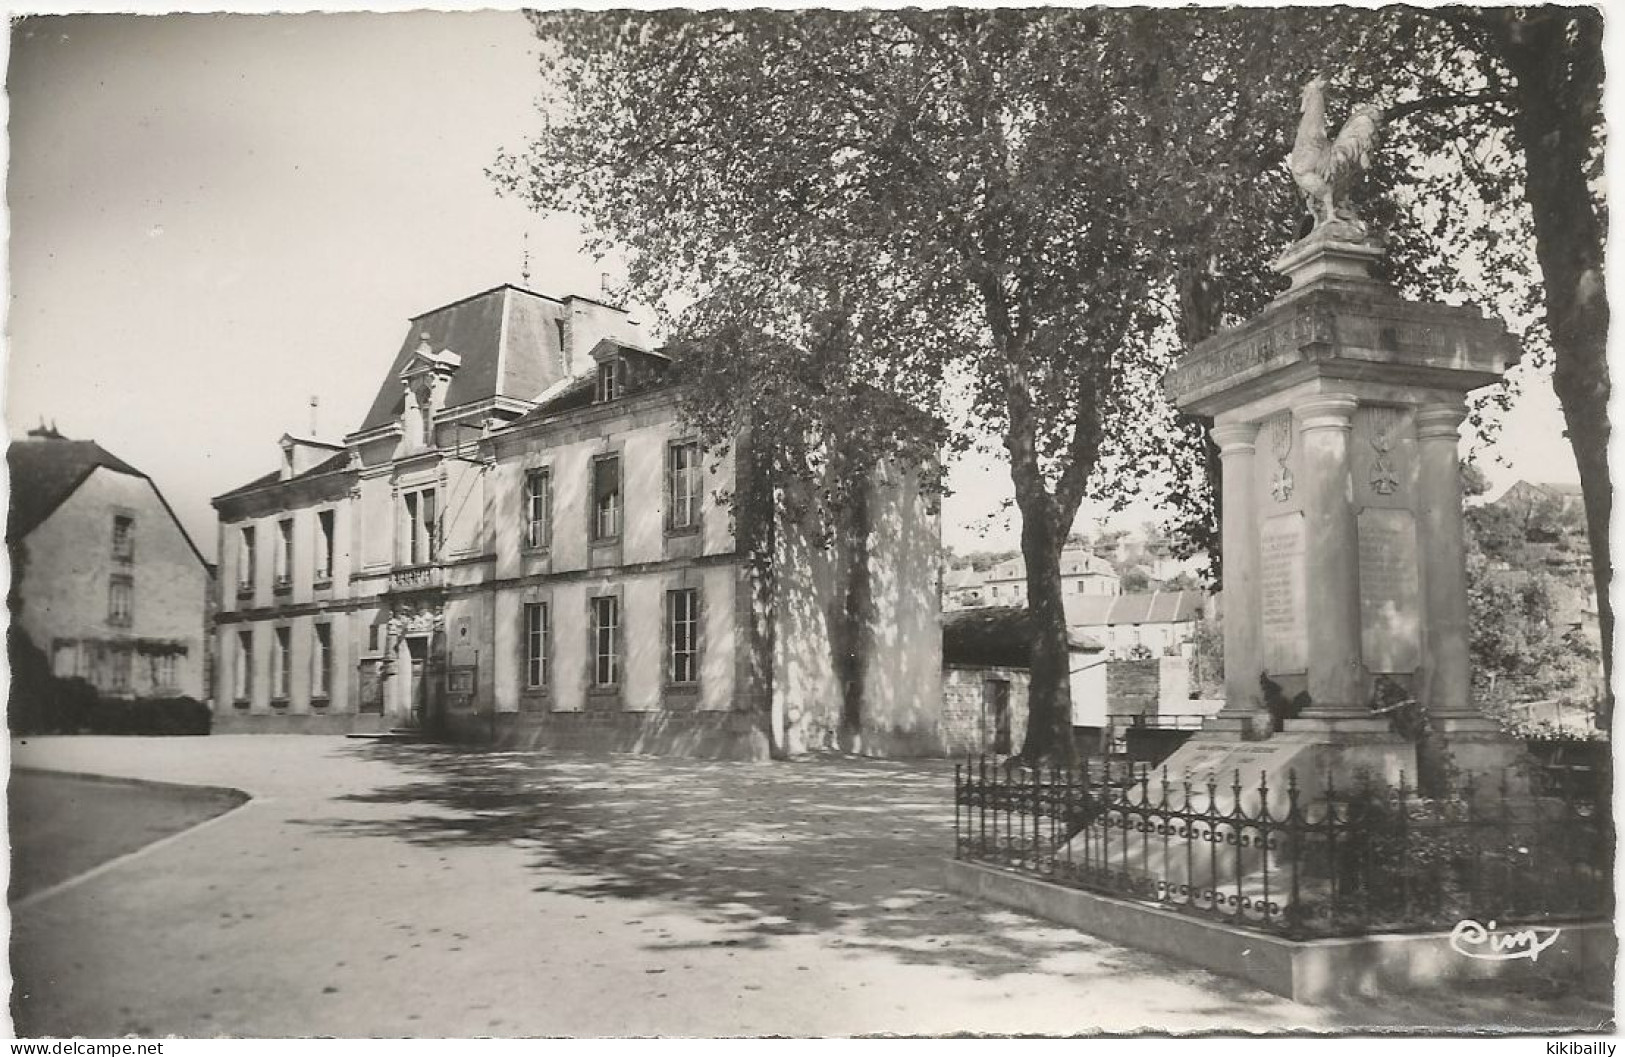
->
xmin=356 ymin=285 xmax=578 ymax=433
xmin=213 ymin=450 xmax=352 ymax=505
xmin=7 ymin=431 xmax=207 ymax=567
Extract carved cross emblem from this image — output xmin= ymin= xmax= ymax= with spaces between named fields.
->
xmin=1271 ymin=465 xmax=1295 ymax=503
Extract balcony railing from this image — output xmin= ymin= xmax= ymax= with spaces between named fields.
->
xmin=389 ymin=563 xmax=443 ymax=592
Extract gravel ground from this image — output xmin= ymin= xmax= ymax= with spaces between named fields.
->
xmin=8 ymin=735 xmax=1614 ymax=1037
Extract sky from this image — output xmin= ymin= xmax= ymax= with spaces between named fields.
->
xmin=4 ymin=10 xmax=1585 ymax=562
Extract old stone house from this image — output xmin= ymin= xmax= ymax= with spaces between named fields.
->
xmin=1063 ymin=589 xmax=1208 ymax=659
xmin=211 ymin=284 xmax=941 ymax=757
xmin=8 ymin=426 xmax=210 ymax=700
xmin=940 ymin=606 xmax=1106 ymax=756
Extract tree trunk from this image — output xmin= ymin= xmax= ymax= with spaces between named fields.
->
xmin=836 ymin=466 xmax=872 ymax=749
xmin=1175 ymin=260 xmax=1228 ymax=587
xmin=1493 ymin=9 xmax=1612 ymax=728
xmin=1012 ymin=488 xmax=1079 ymax=768
xmin=738 ymin=428 xmax=786 ymax=759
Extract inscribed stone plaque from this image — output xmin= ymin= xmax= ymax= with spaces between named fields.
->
xmin=1260 ymin=513 xmax=1308 ymax=673
xmin=1358 ymin=507 xmax=1422 ymax=672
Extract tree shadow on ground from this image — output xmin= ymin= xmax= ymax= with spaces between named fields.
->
xmin=295 ymin=743 xmax=1612 ymax=1033
xmin=297 ymin=747 xmax=1256 ymax=988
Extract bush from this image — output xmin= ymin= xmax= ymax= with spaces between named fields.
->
xmin=147 ymin=696 xmax=211 ymax=736
xmin=52 ymin=678 xmax=100 ymax=733
xmin=8 ymin=628 xmax=209 ymax=736
xmin=85 ymin=695 xmax=210 ymax=736
xmin=7 ymin=634 xmax=101 ymax=736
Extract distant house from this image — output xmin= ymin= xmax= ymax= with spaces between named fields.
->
xmin=979 ymin=544 xmax=1119 ymax=608
xmin=1063 ymin=589 xmax=1207 ymax=659
xmin=1494 ymin=479 xmax=1585 ymax=518
xmin=8 ymin=426 xmax=211 ymax=701
xmin=941 ymin=565 xmax=988 ymax=611
xmin=940 ymin=606 xmax=1105 ymax=755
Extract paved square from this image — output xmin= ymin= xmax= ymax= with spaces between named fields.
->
xmin=9 ymin=736 xmax=1612 ymax=1036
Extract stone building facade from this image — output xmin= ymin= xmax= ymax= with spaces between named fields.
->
xmin=8 ymin=427 xmax=210 ymax=700
xmin=979 ymin=545 xmax=1120 ymax=608
xmin=211 ymin=284 xmax=942 ymax=757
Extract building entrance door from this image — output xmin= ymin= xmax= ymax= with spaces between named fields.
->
xmin=985 ymin=678 xmax=1012 ymax=754
xmin=405 ymin=635 xmax=428 ymax=729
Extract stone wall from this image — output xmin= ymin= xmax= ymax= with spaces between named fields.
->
xmin=446 ymin=705 xmax=772 ymax=760
xmin=941 ymin=665 xmax=1030 ymax=756
xmin=1105 ymin=659 xmax=1160 ymax=720
xmin=1157 ymin=656 xmax=1191 ymax=710
xmin=771 ymin=461 xmax=944 ymax=757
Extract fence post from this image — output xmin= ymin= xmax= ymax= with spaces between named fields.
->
xmin=1205 ymin=773 xmax=1219 ymax=910
xmin=1231 ymin=769 xmax=1244 ymax=921
xmin=1183 ymin=773 xmax=1195 ymax=911
xmin=1395 ymin=770 xmax=1410 ymax=924
xmin=1259 ymin=770 xmax=1271 ymax=927
xmin=1030 ymin=764 xmax=1041 ymax=871
xmin=1324 ymin=770 xmax=1339 ymax=920
xmin=1287 ymin=769 xmax=1303 ymax=935
xmin=978 ymin=754 xmax=988 ymax=857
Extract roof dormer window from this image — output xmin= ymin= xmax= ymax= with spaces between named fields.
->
xmin=596 ymin=359 xmax=623 ymax=403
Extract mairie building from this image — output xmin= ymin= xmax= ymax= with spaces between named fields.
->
xmin=211 ymin=285 xmax=942 ymax=758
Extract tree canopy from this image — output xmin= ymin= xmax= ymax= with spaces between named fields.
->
xmin=500 ymin=6 xmax=1608 ymax=756
xmin=501 ymin=7 xmax=1371 ymax=762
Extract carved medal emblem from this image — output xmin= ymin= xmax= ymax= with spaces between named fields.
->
xmin=1268 ymin=413 xmax=1294 ymax=502
xmin=1370 ymin=406 xmax=1400 ymax=496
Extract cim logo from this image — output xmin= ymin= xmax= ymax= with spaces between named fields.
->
xmin=1448 ymin=919 xmax=1562 ymax=963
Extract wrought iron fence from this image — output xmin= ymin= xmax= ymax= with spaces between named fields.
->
xmin=953 ymin=755 xmax=1612 ymax=939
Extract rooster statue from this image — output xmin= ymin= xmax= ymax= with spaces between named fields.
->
xmin=1290 ymin=77 xmax=1383 ymax=240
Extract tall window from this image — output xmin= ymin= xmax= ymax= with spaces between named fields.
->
xmin=109 ymin=648 xmax=132 ymax=694
xmin=315 ymin=510 xmax=335 ymax=581
xmin=668 ymin=588 xmax=699 ymax=685
xmin=112 ymin=515 xmax=134 ymax=562
xmin=312 ymin=623 xmax=332 ymax=699
xmin=108 ymin=575 xmax=133 ymax=626
xmin=153 ymin=652 xmax=177 ymax=691
xmin=275 ymin=518 xmax=294 ymax=587
xmin=272 ymin=627 xmax=291 ymax=700
xmin=235 ymin=631 xmax=253 ymax=701
xmin=525 ymin=468 xmax=552 ymax=549
xmin=239 ymin=526 xmax=256 ymax=589
xmin=667 ymin=442 xmax=702 ymax=532
xmin=524 ymin=601 xmax=550 ymax=690
xmin=591 ymin=596 xmax=619 ymax=687
xmin=52 ymin=642 xmax=80 ymax=679
xmin=591 ymin=456 xmax=622 ymax=542
xmin=403 ymin=488 xmax=438 ymax=564
xmin=596 ymin=359 xmax=622 ymax=402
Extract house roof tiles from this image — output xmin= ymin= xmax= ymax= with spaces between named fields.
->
xmin=7 ymin=433 xmax=207 ymax=567
xmin=1063 ymin=589 xmax=1206 ymax=628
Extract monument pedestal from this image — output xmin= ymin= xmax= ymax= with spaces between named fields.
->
xmin=1156 ymin=231 xmax=1525 ymax=797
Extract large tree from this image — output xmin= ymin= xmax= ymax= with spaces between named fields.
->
xmin=1146 ymin=8 xmax=1611 ymax=722
xmin=502 ymin=8 xmax=1358 ymax=764
xmin=1390 ymin=6 xmax=1610 ymax=726
xmin=1091 ymin=6 xmax=1609 ymax=733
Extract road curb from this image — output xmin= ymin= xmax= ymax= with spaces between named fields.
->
xmin=11 ymin=764 xmax=254 ymax=803
xmin=10 ymin=769 xmax=254 ymax=913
